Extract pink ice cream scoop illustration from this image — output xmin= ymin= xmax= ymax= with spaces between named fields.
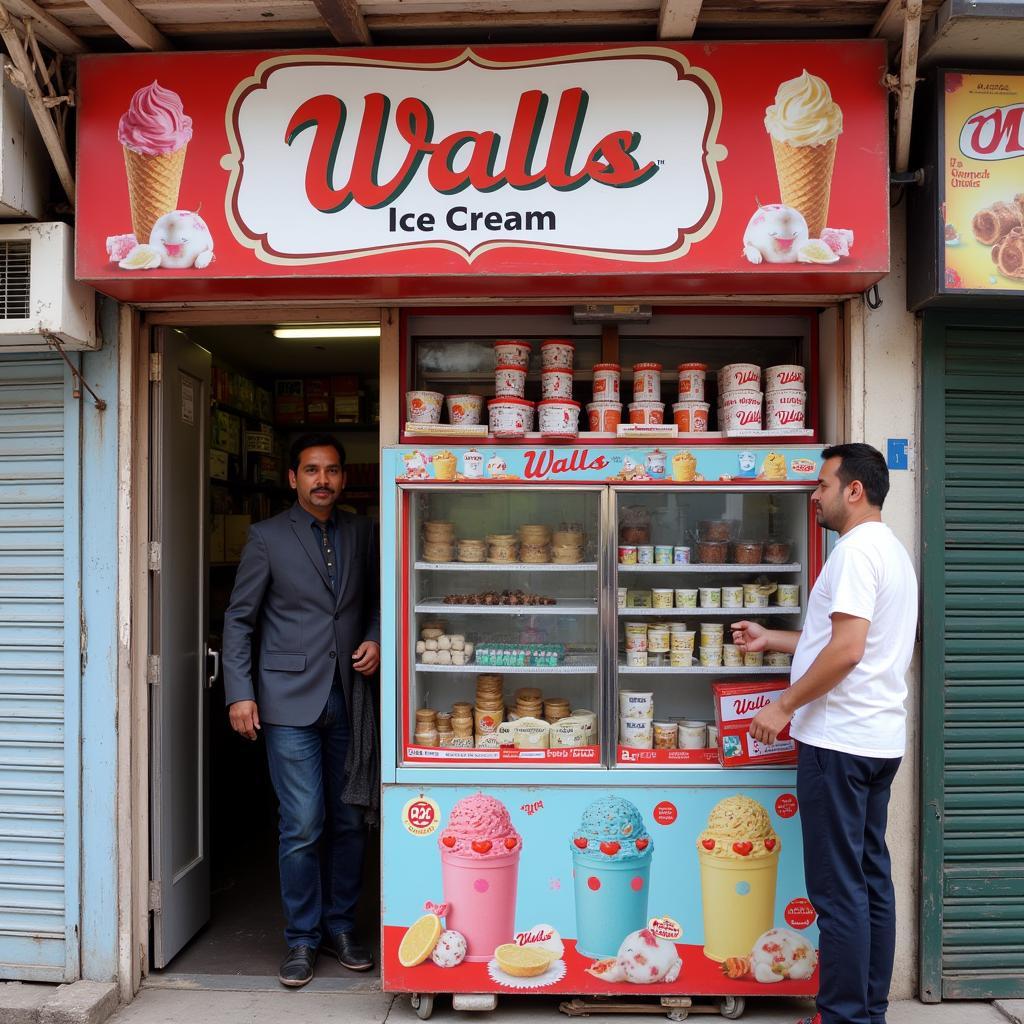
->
xmin=585 ymin=927 xmax=682 ymax=985
xmin=742 ymin=204 xmax=809 ymax=264
xmin=118 ymin=81 xmax=193 ymax=246
xmin=438 ymin=795 xmax=522 ymax=962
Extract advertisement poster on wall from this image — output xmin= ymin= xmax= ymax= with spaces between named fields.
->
xmin=382 ymin=785 xmax=819 ymax=996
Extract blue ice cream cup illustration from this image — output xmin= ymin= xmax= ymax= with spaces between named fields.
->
xmin=571 ymin=796 xmax=653 ymax=959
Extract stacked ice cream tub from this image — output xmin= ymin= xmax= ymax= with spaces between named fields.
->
xmin=717 ymin=363 xmax=807 ymax=433
xmin=489 ymin=339 xmax=581 ymax=438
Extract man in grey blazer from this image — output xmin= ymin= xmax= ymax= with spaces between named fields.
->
xmin=223 ymin=433 xmax=380 ymax=987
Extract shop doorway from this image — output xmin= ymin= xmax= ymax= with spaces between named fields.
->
xmin=147 ymin=321 xmax=382 ymax=982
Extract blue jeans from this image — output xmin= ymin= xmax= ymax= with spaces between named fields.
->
xmin=798 ymin=742 xmax=901 ymax=1024
xmin=263 ymin=682 xmax=366 ymax=948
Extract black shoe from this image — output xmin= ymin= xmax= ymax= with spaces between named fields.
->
xmin=278 ymin=944 xmax=317 ymax=987
xmin=326 ymin=931 xmax=374 ymax=971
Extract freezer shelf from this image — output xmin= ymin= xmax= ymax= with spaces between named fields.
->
xmin=415 ymin=599 xmax=599 ymax=615
xmin=416 ymin=661 xmax=598 ymax=674
xmin=618 ymin=664 xmax=791 ymax=675
xmin=617 ymin=563 xmax=801 ymax=573
xmin=414 ymin=561 xmax=598 ymax=572
xmin=616 ymin=606 xmax=802 ymax=616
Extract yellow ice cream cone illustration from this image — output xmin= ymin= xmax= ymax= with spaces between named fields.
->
xmin=123 ymin=145 xmax=188 ymax=244
xmin=765 ymin=70 xmax=843 ymax=239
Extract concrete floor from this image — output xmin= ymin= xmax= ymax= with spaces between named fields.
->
xmin=109 ymin=990 xmax=1014 ymax=1024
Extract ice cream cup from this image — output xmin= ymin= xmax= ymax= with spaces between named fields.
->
xmin=538 ymin=398 xmax=581 ymax=438
xmin=765 ymin=364 xmax=806 ymax=391
xmin=673 ymin=546 xmax=691 ymax=564
xmin=723 ymin=644 xmax=744 ymax=667
xmin=720 ymin=391 xmax=763 ymax=431
xmin=765 ymin=389 xmax=806 ymax=431
xmin=619 ymin=690 xmax=653 ymax=719
xmin=670 ymin=630 xmax=695 ymax=653
xmin=677 ymin=363 xmax=708 ymax=400
xmin=619 ymin=716 xmax=653 ymax=747
xmin=744 ymin=651 xmax=764 ymax=667
xmin=495 ymin=364 xmax=528 ymax=397
xmin=573 ymin=848 xmax=651 ymax=958
xmin=619 ymin=545 xmax=638 ymax=565
xmin=766 ymin=651 xmax=793 ymax=667
xmin=632 ymin=363 xmax=663 ymax=402
xmin=541 ymin=368 xmax=573 ymax=400
xmin=433 ymin=450 xmax=457 ymax=482
xmin=721 ymin=585 xmax=744 ymax=609
xmin=776 ymin=583 xmax=800 ymax=607
xmin=638 ymin=545 xmax=655 ymax=565
xmin=669 ymin=649 xmax=693 ymax=667
xmin=445 ymin=394 xmax=484 ymax=425
xmin=488 ymin=397 xmax=533 ymax=437
xmin=587 ymin=402 xmax=622 ymax=432
xmin=654 ymin=720 xmax=678 ymax=749
xmin=652 ymin=588 xmax=674 ymax=609
xmin=629 ymin=402 xmax=665 ymax=425
xmin=625 ymin=648 xmax=648 ymax=667
xmin=671 ymin=451 xmax=697 ymax=482
xmin=673 ymin=401 xmax=710 ymax=432
xmin=700 ymin=624 xmax=725 ymax=646
xmin=707 ymin=725 xmax=719 ymax=746
xmin=677 ymin=721 xmax=707 ymax=748
xmin=406 ymin=390 xmax=444 ymax=423
xmin=572 ymin=709 xmax=598 ymax=740
xmin=645 ymin=450 xmax=668 ymax=479
xmin=551 ymin=718 xmax=588 ymax=747
xmin=647 ymin=626 xmax=670 ymax=653
xmin=541 ymin=339 xmax=575 ymax=369
xmin=442 ymin=848 xmax=521 ymax=961
xmin=698 ymin=850 xmax=780 ymax=962
xmin=699 ymin=587 xmax=722 ymax=608
xmin=744 ymin=584 xmax=770 ymax=609
xmin=592 ymin=364 xmax=621 ymax=399
xmin=493 ymin=340 xmax=532 ymax=368
xmin=654 ymin=545 xmax=673 ymax=565
xmin=675 ymin=589 xmax=698 ymax=608
xmin=461 ymin=449 xmax=483 ymax=478
xmin=699 ymin=646 xmax=724 ymax=667
xmin=718 ymin=363 xmax=762 ymax=393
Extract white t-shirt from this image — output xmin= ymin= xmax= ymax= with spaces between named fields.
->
xmin=789 ymin=521 xmax=918 ymax=758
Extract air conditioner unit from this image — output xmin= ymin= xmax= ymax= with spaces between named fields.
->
xmin=0 ymin=222 xmax=97 ymax=351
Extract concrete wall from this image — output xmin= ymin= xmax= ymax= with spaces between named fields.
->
xmin=850 ymin=203 xmax=922 ymax=999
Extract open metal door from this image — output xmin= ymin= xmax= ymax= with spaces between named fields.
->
xmin=150 ymin=330 xmax=212 ymax=967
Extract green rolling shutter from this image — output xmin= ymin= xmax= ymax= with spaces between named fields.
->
xmin=920 ymin=312 xmax=1024 ymax=1001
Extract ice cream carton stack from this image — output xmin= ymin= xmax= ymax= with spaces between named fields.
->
xmin=538 ymin=339 xmax=580 ymax=438
xmin=629 ymin=362 xmax=664 ymax=425
xmin=763 ymin=364 xmax=807 ymax=432
xmin=673 ymin=362 xmax=710 ymax=433
xmin=587 ymin=363 xmax=622 ymax=432
xmin=712 ymin=679 xmax=797 ymax=766
xmin=490 ymin=340 xmax=535 ymax=437
xmin=717 ymin=362 xmax=763 ymax=433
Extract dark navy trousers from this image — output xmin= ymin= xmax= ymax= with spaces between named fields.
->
xmin=797 ymin=742 xmax=902 ymax=1024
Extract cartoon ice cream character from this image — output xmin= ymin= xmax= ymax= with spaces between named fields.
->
xmin=742 ymin=204 xmax=809 ymax=264
xmin=737 ymin=451 xmax=758 ymax=478
xmin=721 ymin=927 xmax=817 ymax=983
xmin=148 ymin=210 xmax=214 ymax=268
xmin=571 ymin=796 xmax=653 ymax=959
xmin=697 ymin=796 xmax=781 ymax=962
xmin=402 ymin=451 xmax=430 ymax=479
xmin=586 ymin=927 xmax=683 ymax=985
xmin=486 ymin=455 xmax=508 ymax=478
xmin=438 ymin=795 xmax=522 ymax=962
xmin=118 ymin=81 xmax=193 ymax=246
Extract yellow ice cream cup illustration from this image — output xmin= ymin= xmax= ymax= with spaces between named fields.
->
xmin=761 ymin=452 xmax=788 ymax=481
xmin=433 ymin=449 xmax=457 ymax=481
xmin=672 ymin=450 xmax=697 ymax=482
xmin=765 ymin=70 xmax=842 ymax=238
xmin=697 ymin=796 xmax=781 ymax=962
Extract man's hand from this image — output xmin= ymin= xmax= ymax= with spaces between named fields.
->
xmin=731 ymin=620 xmax=769 ymax=652
xmin=749 ymin=701 xmax=792 ymax=746
xmin=352 ymin=641 xmax=380 ymax=675
xmin=228 ymin=700 xmax=260 ymax=741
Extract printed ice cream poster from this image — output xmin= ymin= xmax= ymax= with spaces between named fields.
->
xmin=941 ymin=72 xmax=1024 ymax=293
xmin=382 ymin=786 xmax=819 ymax=996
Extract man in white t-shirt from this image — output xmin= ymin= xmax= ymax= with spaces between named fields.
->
xmin=732 ymin=443 xmax=918 ymax=1024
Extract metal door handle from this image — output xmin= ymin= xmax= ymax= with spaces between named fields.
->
xmin=206 ymin=646 xmax=221 ymax=689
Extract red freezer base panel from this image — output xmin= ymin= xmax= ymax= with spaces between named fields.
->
xmin=381 ymin=926 xmax=818 ymax=997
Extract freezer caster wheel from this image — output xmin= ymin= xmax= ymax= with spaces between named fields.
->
xmin=719 ymin=996 xmax=745 ymax=1019
xmin=411 ymin=994 xmax=434 ymax=1020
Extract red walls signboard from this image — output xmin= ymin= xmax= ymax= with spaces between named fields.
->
xmin=76 ymin=42 xmax=890 ymax=302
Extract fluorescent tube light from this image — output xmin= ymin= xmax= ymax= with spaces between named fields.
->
xmin=272 ymin=325 xmax=381 ymax=340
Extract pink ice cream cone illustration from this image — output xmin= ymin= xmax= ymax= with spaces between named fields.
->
xmin=119 ymin=81 xmax=193 ymax=245
xmin=438 ymin=795 xmax=522 ymax=962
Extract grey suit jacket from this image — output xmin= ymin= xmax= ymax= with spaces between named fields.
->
xmin=222 ymin=504 xmax=381 ymax=727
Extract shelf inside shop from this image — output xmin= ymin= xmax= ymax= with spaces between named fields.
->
xmin=414 ymin=561 xmax=598 ymax=572
xmin=415 ymin=599 xmax=598 ymax=615
xmin=616 ymin=606 xmax=802 ymax=617
xmin=415 ymin=660 xmax=599 ymax=674
xmin=617 ymin=563 xmax=801 ymax=574
xmin=617 ymin=664 xmax=791 ymax=675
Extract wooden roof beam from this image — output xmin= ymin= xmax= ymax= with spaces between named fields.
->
xmin=313 ymin=0 xmax=371 ymax=45
xmin=658 ymin=0 xmax=703 ymax=39
xmin=1 ymin=0 xmax=86 ymax=54
xmin=82 ymin=0 xmax=170 ymax=51
xmin=872 ymin=0 xmax=907 ymax=40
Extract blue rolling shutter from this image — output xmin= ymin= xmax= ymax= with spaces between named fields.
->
xmin=0 ymin=354 xmax=80 ymax=980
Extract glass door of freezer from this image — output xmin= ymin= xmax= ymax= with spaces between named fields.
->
xmin=400 ymin=485 xmax=608 ymax=766
xmin=611 ymin=485 xmax=814 ymax=766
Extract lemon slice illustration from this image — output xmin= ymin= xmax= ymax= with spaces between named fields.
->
xmin=494 ymin=942 xmax=553 ymax=977
xmin=398 ymin=913 xmax=442 ymax=967
xmin=797 ymin=239 xmax=839 ymax=264
xmin=118 ymin=244 xmax=162 ymax=270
